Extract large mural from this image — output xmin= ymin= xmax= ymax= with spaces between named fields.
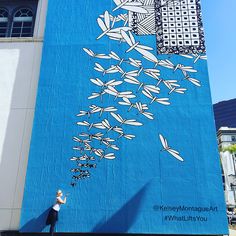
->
xmin=20 ymin=0 xmax=228 ymax=234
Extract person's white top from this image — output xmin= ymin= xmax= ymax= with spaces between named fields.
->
xmin=52 ymin=196 xmax=62 ymax=211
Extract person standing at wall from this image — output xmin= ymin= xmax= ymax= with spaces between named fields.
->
xmin=46 ymin=190 xmax=67 ymax=235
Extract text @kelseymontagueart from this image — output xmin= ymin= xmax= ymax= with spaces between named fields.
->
xmin=153 ymin=205 xmax=219 ymax=213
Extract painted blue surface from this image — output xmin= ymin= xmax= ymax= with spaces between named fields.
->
xmin=20 ymin=0 xmax=228 ymax=234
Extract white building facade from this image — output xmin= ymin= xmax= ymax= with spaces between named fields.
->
xmin=0 ymin=0 xmax=47 ymax=231
xmin=218 ymin=127 xmax=236 ymax=207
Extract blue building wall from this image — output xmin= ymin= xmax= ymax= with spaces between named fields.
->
xmin=20 ymin=0 xmax=228 ymax=234
xmin=214 ymin=98 xmax=236 ymax=130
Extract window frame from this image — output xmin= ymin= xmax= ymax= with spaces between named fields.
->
xmin=10 ymin=6 xmax=35 ymax=38
xmin=0 ymin=1 xmax=38 ymax=38
xmin=0 ymin=7 xmax=9 ymax=37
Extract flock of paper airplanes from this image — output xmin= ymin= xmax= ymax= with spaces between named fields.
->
xmin=70 ymin=0 xmax=207 ymax=186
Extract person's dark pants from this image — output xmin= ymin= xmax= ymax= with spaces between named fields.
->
xmin=50 ymin=222 xmax=56 ymax=236
xmin=46 ymin=208 xmax=58 ymax=235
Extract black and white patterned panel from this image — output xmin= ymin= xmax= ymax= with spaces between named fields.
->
xmin=130 ymin=0 xmax=156 ymax=35
xmin=155 ymin=0 xmax=206 ymax=54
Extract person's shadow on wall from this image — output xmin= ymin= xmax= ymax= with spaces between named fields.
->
xmin=92 ymin=183 xmax=148 ymax=233
xmin=20 ymin=207 xmax=51 ymax=232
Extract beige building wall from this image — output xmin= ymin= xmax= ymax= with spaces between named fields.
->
xmin=0 ymin=0 xmax=47 ymax=230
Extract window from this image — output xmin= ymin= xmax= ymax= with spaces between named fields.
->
xmin=0 ymin=0 xmax=38 ymax=38
xmin=232 ymin=136 xmax=236 ymax=142
xmin=0 ymin=8 xmax=8 ymax=37
xmin=11 ymin=8 xmax=34 ymax=37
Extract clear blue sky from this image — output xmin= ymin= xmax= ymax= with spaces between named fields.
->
xmin=201 ymin=0 xmax=236 ymax=104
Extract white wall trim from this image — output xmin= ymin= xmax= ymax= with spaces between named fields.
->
xmin=0 ymin=38 xmax=43 ymax=43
